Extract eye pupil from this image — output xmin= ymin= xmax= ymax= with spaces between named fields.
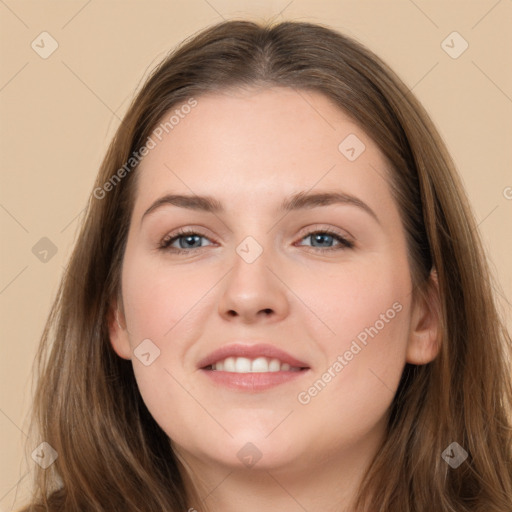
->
xmin=182 ymin=235 xmax=201 ymax=248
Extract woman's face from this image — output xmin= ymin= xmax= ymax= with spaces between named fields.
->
xmin=109 ymin=87 xmax=438 ymax=476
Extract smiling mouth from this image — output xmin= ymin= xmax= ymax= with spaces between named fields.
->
xmin=203 ymin=356 xmax=309 ymax=373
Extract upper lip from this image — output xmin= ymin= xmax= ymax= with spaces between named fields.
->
xmin=197 ymin=343 xmax=310 ymax=369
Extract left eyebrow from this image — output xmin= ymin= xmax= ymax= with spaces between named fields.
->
xmin=141 ymin=190 xmax=380 ymax=225
xmin=280 ymin=191 xmax=380 ymax=224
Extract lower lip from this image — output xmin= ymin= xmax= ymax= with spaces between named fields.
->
xmin=200 ymin=368 xmax=310 ymax=391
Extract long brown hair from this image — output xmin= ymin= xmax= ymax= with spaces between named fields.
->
xmin=21 ymin=19 xmax=512 ymax=511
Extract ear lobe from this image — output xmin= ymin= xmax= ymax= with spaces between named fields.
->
xmin=107 ymin=300 xmax=132 ymax=360
xmin=406 ymin=269 xmax=442 ymax=365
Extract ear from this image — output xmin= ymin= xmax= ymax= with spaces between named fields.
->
xmin=107 ymin=298 xmax=132 ymax=360
xmin=406 ymin=269 xmax=442 ymax=365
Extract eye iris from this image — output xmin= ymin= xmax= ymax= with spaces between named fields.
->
xmin=181 ymin=234 xmax=202 ymax=248
xmin=312 ymin=233 xmax=333 ymax=247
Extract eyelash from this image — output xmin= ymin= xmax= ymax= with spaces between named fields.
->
xmin=158 ymin=227 xmax=354 ymax=255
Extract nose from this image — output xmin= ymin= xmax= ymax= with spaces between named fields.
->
xmin=217 ymin=243 xmax=290 ymax=324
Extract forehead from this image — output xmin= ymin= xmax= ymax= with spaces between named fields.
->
xmin=132 ymin=87 xmax=394 ymax=215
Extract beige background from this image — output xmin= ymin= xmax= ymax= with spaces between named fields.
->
xmin=1 ymin=1 xmax=511 ymax=509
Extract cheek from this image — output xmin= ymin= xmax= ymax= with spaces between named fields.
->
xmin=328 ymin=300 xmax=410 ymax=397
xmin=120 ymin=250 xmax=205 ymax=434
xmin=120 ymin=250 xmax=219 ymax=415
xmin=302 ymin=252 xmax=411 ymax=359
xmin=121 ymin=248 xmax=213 ymax=342
xmin=295 ymin=278 xmax=411 ymax=445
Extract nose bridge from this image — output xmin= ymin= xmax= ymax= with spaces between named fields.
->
xmin=231 ymin=231 xmax=275 ymax=290
xmin=228 ymin=208 xmax=278 ymax=266
xmin=217 ymin=228 xmax=289 ymax=321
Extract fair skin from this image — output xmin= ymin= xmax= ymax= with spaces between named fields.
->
xmin=109 ymin=86 xmax=440 ymax=512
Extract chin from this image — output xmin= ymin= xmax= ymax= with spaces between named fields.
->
xmin=176 ymin=430 xmax=302 ymax=471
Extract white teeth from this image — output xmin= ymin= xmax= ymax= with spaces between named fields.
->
xmin=268 ymin=358 xmax=281 ymax=372
xmin=210 ymin=356 xmax=302 ymax=373
xmin=223 ymin=357 xmax=235 ymax=372
xmin=235 ymin=357 xmax=251 ymax=372
xmin=252 ymin=357 xmax=270 ymax=372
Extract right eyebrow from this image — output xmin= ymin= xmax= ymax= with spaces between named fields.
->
xmin=142 ymin=194 xmax=224 ymax=222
